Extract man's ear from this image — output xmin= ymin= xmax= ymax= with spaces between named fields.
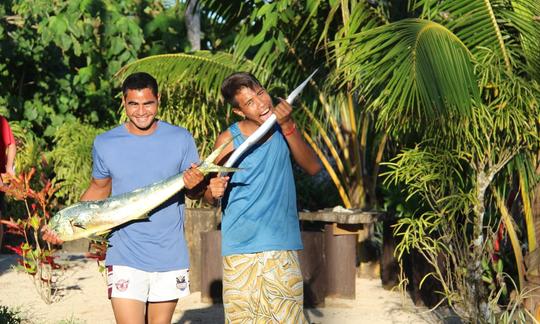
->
xmin=232 ymin=108 xmax=245 ymax=118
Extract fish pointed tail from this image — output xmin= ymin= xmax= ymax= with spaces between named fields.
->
xmin=204 ymin=136 xmax=234 ymax=164
xmin=200 ymin=136 xmax=241 ymax=174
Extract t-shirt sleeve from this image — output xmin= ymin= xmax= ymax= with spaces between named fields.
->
xmin=1 ymin=117 xmax=15 ymax=146
xmin=180 ymin=133 xmax=200 ymax=172
xmin=92 ymin=140 xmax=110 ymax=179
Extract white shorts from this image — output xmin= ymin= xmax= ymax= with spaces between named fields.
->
xmin=106 ymin=265 xmax=190 ymax=302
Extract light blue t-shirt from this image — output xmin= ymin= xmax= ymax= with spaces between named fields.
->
xmin=221 ymin=123 xmax=303 ymax=256
xmin=92 ymin=120 xmax=199 ymax=272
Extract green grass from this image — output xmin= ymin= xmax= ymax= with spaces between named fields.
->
xmin=0 ymin=305 xmax=24 ymax=324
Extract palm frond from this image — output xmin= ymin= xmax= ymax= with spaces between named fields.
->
xmin=413 ymin=0 xmax=540 ymax=75
xmin=334 ymin=19 xmax=479 ymax=133
xmin=115 ymin=51 xmax=269 ymax=96
xmin=493 ymin=189 xmax=525 ymax=290
xmin=504 ymin=0 xmax=540 ymax=80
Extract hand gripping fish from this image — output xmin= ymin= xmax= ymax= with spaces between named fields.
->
xmin=47 ymin=139 xmax=238 ymax=241
xmin=222 ymin=69 xmax=318 ymax=169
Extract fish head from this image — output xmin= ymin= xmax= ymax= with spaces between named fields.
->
xmin=48 ymin=203 xmax=93 ymax=241
xmin=47 ymin=209 xmax=76 ymax=241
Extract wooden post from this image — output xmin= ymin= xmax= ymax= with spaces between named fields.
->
xmin=200 ymin=230 xmax=223 ymax=303
xmin=324 ymin=224 xmax=357 ymax=299
xmin=298 ymin=231 xmax=326 ymax=307
xmin=184 ymin=208 xmax=220 ymax=292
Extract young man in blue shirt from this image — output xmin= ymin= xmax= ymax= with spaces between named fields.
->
xmin=205 ymin=72 xmax=321 ymax=323
xmin=44 ymin=72 xmax=205 ymax=324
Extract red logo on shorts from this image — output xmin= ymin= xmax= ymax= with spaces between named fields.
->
xmin=176 ymin=275 xmax=187 ymax=291
xmin=115 ymin=279 xmax=129 ymax=292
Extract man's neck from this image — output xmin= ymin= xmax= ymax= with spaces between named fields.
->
xmin=125 ymin=119 xmax=158 ymax=136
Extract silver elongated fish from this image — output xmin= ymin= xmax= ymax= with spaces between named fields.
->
xmin=47 ymin=139 xmax=237 ymax=242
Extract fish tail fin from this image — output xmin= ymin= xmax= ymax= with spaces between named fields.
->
xmin=203 ymin=135 xmax=236 ymax=164
xmin=200 ymin=136 xmax=241 ymax=174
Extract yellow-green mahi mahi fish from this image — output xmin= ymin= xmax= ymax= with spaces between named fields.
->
xmin=47 ymin=140 xmax=236 ymax=241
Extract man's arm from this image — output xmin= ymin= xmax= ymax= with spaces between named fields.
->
xmin=274 ymin=99 xmax=321 ymax=175
xmin=80 ymin=177 xmax=112 ymax=201
xmin=5 ymin=143 xmax=15 ymax=175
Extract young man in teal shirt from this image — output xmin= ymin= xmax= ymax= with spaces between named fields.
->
xmin=205 ymin=72 xmax=321 ymax=323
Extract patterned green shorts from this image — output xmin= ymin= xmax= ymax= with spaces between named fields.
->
xmin=223 ymin=250 xmax=308 ymax=324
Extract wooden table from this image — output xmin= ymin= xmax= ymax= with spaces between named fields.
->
xmin=200 ymin=209 xmax=383 ymax=303
xmin=299 ymin=209 xmax=382 ymax=299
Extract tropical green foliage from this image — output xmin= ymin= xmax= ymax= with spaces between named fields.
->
xmin=143 ymin=0 xmax=538 ymax=321
xmin=328 ymin=0 xmax=540 ymax=321
xmin=50 ymin=121 xmax=104 ymax=205
xmin=0 ymin=305 xmax=23 ymax=324
xmin=0 ymin=0 xmax=141 ymax=135
xmin=9 ymin=122 xmax=44 ymax=175
xmin=0 ymin=0 xmax=218 ymax=137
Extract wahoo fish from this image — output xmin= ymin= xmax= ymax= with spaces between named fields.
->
xmin=47 ymin=139 xmax=237 ymax=242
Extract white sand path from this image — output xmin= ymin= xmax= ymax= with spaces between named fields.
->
xmin=0 ymin=253 xmax=439 ymax=324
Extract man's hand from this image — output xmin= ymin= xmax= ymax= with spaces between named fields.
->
xmin=208 ymin=176 xmax=229 ymax=199
xmin=41 ymin=225 xmax=64 ymax=245
xmin=273 ymin=98 xmax=295 ymax=133
xmin=183 ymin=163 xmax=204 ymax=190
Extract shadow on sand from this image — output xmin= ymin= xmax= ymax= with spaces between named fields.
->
xmin=175 ymin=281 xmax=225 ymax=323
xmin=0 ymin=253 xmax=17 ymax=275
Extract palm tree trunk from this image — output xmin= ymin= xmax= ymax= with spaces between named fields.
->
xmin=470 ymin=170 xmax=491 ymax=322
xmin=185 ymin=0 xmax=201 ymax=51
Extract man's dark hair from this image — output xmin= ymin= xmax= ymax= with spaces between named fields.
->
xmin=221 ymin=72 xmax=262 ymax=108
xmin=122 ymin=72 xmax=159 ymax=98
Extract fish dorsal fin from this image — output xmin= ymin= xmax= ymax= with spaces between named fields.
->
xmin=95 ymin=229 xmax=112 ymax=237
xmin=88 ymin=234 xmax=109 ymax=243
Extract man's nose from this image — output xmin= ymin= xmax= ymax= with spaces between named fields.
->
xmin=254 ymin=97 xmax=266 ymax=110
xmin=136 ymin=105 xmax=147 ymax=114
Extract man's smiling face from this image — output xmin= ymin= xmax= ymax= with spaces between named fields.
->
xmin=123 ymin=88 xmax=159 ymax=135
xmin=232 ymin=86 xmax=273 ymax=125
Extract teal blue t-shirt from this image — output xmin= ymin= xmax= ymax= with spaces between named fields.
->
xmin=92 ymin=121 xmax=199 ymax=271
xmin=221 ymin=123 xmax=303 ymax=256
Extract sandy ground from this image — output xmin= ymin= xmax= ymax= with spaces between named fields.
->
xmin=0 ymin=253 xmax=440 ymax=324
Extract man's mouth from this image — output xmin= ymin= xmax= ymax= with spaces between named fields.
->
xmin=260 ymin=109 xmax=271 ymax=119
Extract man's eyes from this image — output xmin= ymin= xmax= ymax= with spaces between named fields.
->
xmin=128 ymin=102 xmax=155 ymax=107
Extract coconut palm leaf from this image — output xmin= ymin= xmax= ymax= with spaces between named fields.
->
xmin=413 ymin=0 xmax=540 ymax=76
xmin=115 ymin=51 xmax=270 ymax=96
xmin=334 ymin=19 xmax=479 ymax=133
xmin=493 ymin=189 xmax=525 ymax=289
